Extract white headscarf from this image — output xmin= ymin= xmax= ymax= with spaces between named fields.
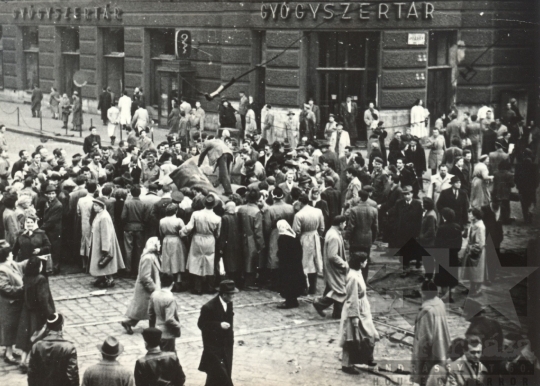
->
xmin=277 ymin=220 xmax=296 ymax=238
xmin=142 ymin=236 xmax=160 ymax=257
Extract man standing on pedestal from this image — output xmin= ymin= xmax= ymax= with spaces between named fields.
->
xmin=340 ymin=96 xmax=358 ymax=143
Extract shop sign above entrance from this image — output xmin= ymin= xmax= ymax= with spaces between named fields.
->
xmin=12 ymin=4 xmax=122 ymax=21
xmin=408 ymin=33 xmax=426 ymax=45
xmin=261 ymin=2 xmax=434 ymax=21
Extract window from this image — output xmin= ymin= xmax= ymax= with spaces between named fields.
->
xmin=22 ymin=26 xmax=39 ymax=90
xmin=0 ymin=26 xmax=4 ymax=89
xmin=428 ymin=30 xmax=456 ymax=68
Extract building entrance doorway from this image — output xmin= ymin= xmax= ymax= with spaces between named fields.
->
xmin=316 ymin=32 xmax=379 ymax=141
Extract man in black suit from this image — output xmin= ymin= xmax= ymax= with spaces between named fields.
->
xmin=404 ymin=136 xmax=426 ymax=191
xmin=11 ymin=149 xmax=29 ymax=178
xmin=450 ymin=156 xmax=470 ymax=195
xmin=321 ymin=177 xmax=341 ymax=224
xmin=436 ymin=176 xmax=469 ymax=227
xmin=83 ymin=126 xmax=102 ymax=154
xmin=198 ymin=280 xmax=237 ymax=386
xmin=120 ymin=155 xmax=142 ymax=186
xmin=252 ymin=131 xmax=268 ymax=153
xmin=41 ymin=185 xmax=63 ymax=274
xmin=388 ymin=185 xmax=423 ymax=272
xmin=97 ymin=86 xmax=112 ymax=125
xmin=395 ymin=158 xmax=418 ymax=196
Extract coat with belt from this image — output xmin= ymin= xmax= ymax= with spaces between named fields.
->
xmin=292 ymin=205 xmax=325 ymax=274
xmin=436 ymin=187 xmax=469 ymax=227
xmin=126 ymin=251 xmax=161 ymax=321
xmin=149 ymin=288 xmax=181 ymax=339
xmin=78 ymin=194 xmax=94 ymax=256
xmin=28 ymin=331 xmax=79 ymax=386
xmin=0 ymin=259 xmax=26 ymax=346
xmin=198 ymin=295 xmax=234 ymax=386
xmin=237 ymin=203 xmax=265 ymax=274
xmin=263 ymin=201 xmax=294 ymax=270
xmin=345 ymin=201 xmax=378 ymax=250
xmin=323 ymin=227 xmax=347 ymax=303
xmin=88 ymin=210 xmax=125 ymax=277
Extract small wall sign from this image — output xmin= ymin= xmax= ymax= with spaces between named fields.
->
xmin=408 ymin=33 xmax=426 ymax=45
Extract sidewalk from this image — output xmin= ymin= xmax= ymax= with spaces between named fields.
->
xmin=0 ymin=100 xmax=170 ymax=147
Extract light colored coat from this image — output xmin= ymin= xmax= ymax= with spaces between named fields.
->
xmin=322 ymin=227 xmax=347 ymax=302
xmin=461 ymin=220 xmax=486 ymax=283
xmin=426 ymin=135 xmax=446 ymax=170
xmin=293 ymin=205 xmax=325 ymax=274
xmin=149 ymin=288 xmax=181 ymax=339
xmin=78 ymin=194 xmax=94 ymax=256
xmin=329 ymin=129 xmax=351 ymax=158
xmin=126 ymin=252 xmax=161 ymax=321
xmin=411 ymin=296 xmax=451 ymax=385
xmin=427 ymin=173 xmax=454 ymax=204
xmin=89 ymin=210 xmax=125 ymax=277
xmin=180 ymin=208 xmax=221 ymax=277
xmin=118 ymin=95 xmax=132 ymax=125
xmin=237 ymin=203 xmax=265 ymax=273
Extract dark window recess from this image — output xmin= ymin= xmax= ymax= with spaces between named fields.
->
xmin=150 ymin=29 xmax=176 ymax=57
xmin=428 ymin=30 xmax=456 ymax=67
xmin=104 ymin=28 xmax=124 ymax=54
xmin=22 ymin=26 xmax=39 ymax=89
xmin=319 ymin=32 xmax=378 ymax=69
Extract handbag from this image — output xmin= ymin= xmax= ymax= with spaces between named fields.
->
xmin=39 ymin=254 xmax=53 ymax=274
xmin=98 ymin=253 xmax=114 ymax=268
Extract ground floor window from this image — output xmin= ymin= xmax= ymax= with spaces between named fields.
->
xmin=22 ymin=26 xmax=39 ymax=90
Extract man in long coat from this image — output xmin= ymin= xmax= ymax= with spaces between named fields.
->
xmin=97 ymin=87 xmax=112 ymax=125
xmin=321 ymin=177 xmax=341 ymax=224
xmin=77 ymin=181 xmax=96 ymax=270
xmin=72 ymin=93 xmax=83 ymax=132
xmin=118 ymin=91 xmax=132 ymax=130
xmin=31 ymin=84 xmax=43 ymax=118
xmin=263 ymin=188 xmax=294 ymax=289
xmin=313 ymin=215 xmax=348 ymax=319
xmin=237 ymin=189 xmax=265 ymax=290
xmin=293 ymin=193 xmax=325 ymax=295
xmin=345 ymin=190 xmax=378 ymax=281
xmin=404 ymin=137 xmax=427 ymax=191
xmin=89 ymin=198 xmax=125 ymax=288
xmin=340 ymin=96 xmax=358 ymax=142
xmin=41 ymin=185 xmax=63 ymax=274
xmin=198 ymin=280 xmax=237 ymax=386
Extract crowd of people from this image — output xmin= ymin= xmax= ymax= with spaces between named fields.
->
xmin=0 ymin=90 xmax=538 ymax=385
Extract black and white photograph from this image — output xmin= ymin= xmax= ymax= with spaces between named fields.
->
xmin=0 ymin=0 xmax=538 ymax=385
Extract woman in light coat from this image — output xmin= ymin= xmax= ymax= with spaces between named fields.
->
xmin=426 ymin=128 xmax=446 ymax=174
xmin=58 ymin=94 xmax=71 ymax=129
xmin=470 ymin=155 xmax=493 ymax=209
xmin=48 ymin=87 xmax=61 ymax=119
xmin=411 ymin=99 xmax=429 ymax=138
xmin=107 ymin=99 xmax=120 ymax=146
xmin=461 ymin=208 xmax=486 ymax=297
xmin=3 ymin=196 xmax=20 ymax=247
xmin=245 ymin=106 xmax=258 ymax=138
xmin=121 ymin=237 xmax=161 ymax=334
xmin=159 ymin=203 xmax=187 ymax=289
xmin=339 ymin=252 xmax=379 ymax=374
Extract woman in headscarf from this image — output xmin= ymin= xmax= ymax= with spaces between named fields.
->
xmin=12 ymin=214 xmax=51 ymax=268
xmin=14 ymin=195 xmax=33 ymax=230
xmin=16 ymin=256 xmax=55 ymax=373
xmin=217 ymin=201 xmax=242 ymax=287
xmin=339 ymin=252 xmax=379 ymax=374
xmin=0 ymin=246 xmax=26 ymax=365
xmin=276 ymin=219 xmax=306 ymax=309
xmin=470 ymin=155 xmax=493 ymax=209
xmin=159 ymin=203 xmax=187 ymax=291
xmin=433 ymin=208 xmax=462 ymax=303
xmin=121 ymin=237 xmax=161 ymax=335
xmin=58 ymin=93 xmax=71 ymax=129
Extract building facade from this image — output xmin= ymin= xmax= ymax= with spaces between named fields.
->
xmin=0 ymin=0 xmax=537 ymax=137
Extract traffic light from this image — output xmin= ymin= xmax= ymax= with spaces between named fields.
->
xmin=175 ymin=30 xmax=191 ymax=59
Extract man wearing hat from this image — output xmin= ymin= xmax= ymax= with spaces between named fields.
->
xmin=180 ymin=194 xmax=222 ymax=294
xmin=90 ymin=197 xmax=125 ymax=288
xmin=41 ymin=184 xmax=63 ymax=274
xmin=82 ymin=336 xmax=133 ymax=386
xmin=135 ymin=328 xmax=186 ymax=386
xmin=329 ymin=122 xmax=351 ymax=159
xmin=28 ymin=313 xmax=79 ymax=386
xmin=299 ymin=104 xmax=316 ymax=141
xmin=237 ymin=189 xmax=265 ymax=290
xmin=263 ymin=187 xmax=295 ymax=288
xmin=437 ymin=176 xmax=470 ymax=227
xmin=427 ymin=164 xmax=454 ymax=204
xmin=283 ymin=111 xmax=298 ymax=147
xmin=404 ymin=136 xmax=427 ymax=191
xmin=198 ymin=280 xmax=238 ymax=386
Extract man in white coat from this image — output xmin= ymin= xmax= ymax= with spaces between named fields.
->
xmin=118 ymin=91 xmax=132 ymax=131
xmin=329 ymin=122 xmax=351 ymax=158
xmin=78 ymin=180 xmax=98 ymax=271
xmin=426 ymin=164 xmax=454 ymax=204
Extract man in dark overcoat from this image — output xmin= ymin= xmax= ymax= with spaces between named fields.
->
xmin=83 ymin=127 xmax=102 ymax=154
xmin=436 ymin=176 xmax=469 ymax=228
xmin=404 ymin=137 xmax=427 ymax=191
xmin=41 ymin=185 xmax=63 ymax=274
xmin=198 ymin=280 xmax=238 ymax=386
xmin=97 ymin=87 xmax=113 ymax=125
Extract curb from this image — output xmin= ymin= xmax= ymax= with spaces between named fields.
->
xmin=7 ymin=125 xmax=87 ymax=146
